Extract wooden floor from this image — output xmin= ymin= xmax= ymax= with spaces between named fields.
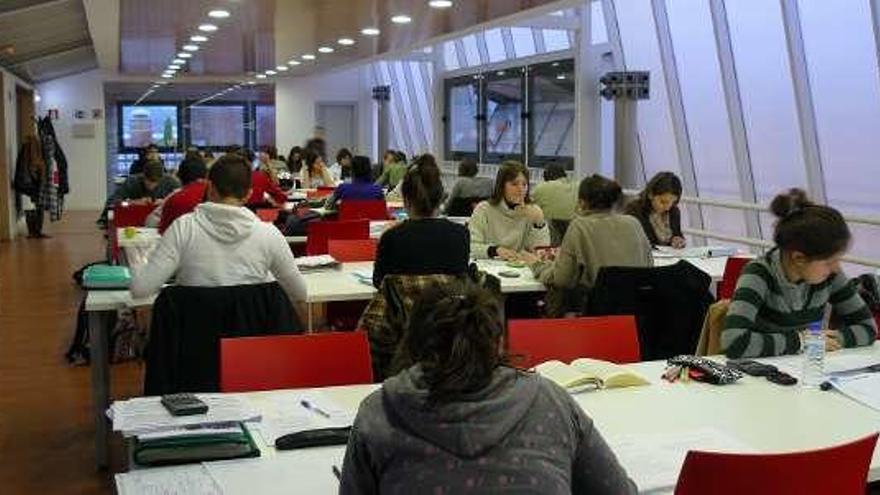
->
xmin=0 ymin=211 xmax=141 ymax=494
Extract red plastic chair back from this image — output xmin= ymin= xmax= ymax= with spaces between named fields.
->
xmin=338 ymin=200 xmax=390 ymax=221
xmin=674 ymin=433 xmax=878 ymax=495
xmin=256 ymin=208 xmax=280 ymax=223
xmin=717 ymin=257 xmax=751 ymax=300
xmin=507 ymin=316 xmax=640 ymax=369
xmin=113 ymin=202 xmax=155 ymax=227
xmin=328 ymin=239 xmax=378 ymax=262
xmin=307 ymin=189 xmax=333 ymax=200
xmin=305 ymin=219 xmax=369 ymax=256
xmin=220 ymin=332 xmax=373 ymax=392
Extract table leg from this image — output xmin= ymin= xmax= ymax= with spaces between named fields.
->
xmin=307 ymin=303 xmax=313 ymax=333
xmin=89 ymin=311 xmax=111 ymax=470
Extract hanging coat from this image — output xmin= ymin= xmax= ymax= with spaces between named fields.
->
xmin=12 ymin=135 xmax=45 ymax=201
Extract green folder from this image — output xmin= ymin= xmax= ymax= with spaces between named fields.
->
xmin=133 ymin=422 xmax=260 ymax=466
xmin=83 ymin=264 xmax=132 ymax=289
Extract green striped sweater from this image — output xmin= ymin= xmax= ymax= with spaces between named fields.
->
xmin=722 ymin=249 xmax=877 ymax=358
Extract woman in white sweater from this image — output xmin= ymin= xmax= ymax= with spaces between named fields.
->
xmin=130 ymin=154 xmax=307 ymax=304
xmin=469 ymin=161 xmax=550 ymax=260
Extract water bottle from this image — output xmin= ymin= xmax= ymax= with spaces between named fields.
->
xmin=801 ymin=321 xmax=825 ymax=388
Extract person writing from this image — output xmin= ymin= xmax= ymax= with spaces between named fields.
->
xmin=469 ymin=161 xmax=550 ymax=260
xmin=340 ymin=281 xmax=636 ymax=494
xmin=722 ymin=188 xmax=876 ymax=358
xmin=624 ymin=171 xmax=686 ymax=248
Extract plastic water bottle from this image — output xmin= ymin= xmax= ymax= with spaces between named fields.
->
xmin=801 ymin=321 xmax=825 ymax=388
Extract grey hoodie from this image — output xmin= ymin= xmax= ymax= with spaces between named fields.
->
xmin=339 ymin=366 xmax=636 ymax=494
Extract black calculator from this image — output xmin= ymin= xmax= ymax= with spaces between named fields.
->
xmin=160 ymin=393 xmax=209 ymax=416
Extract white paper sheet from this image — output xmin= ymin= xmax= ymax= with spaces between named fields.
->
xmin=205 ymin=448 xmax=345 ymax=495
xmin=109 ymin=395 xmax=261 ymax=437
xmin=253 ymin=391 xmax=356 ymax=446
xmin=829 ymin=373 xmax=880 ymax=412
xmin=116 ymin=465 xmax=222 ymax=495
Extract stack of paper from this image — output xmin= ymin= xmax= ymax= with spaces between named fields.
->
xmin=655 ymin=246 xmax=738 ymax=259
xmin=108 ymin=395 xmax=261 ymax=437
xmin=116 ymin=465 xmax=222 ymax=495
xmin=294 ymin=255 xmax=340 ymax=271
xmin=351 ymin=270 xmax=373 ymax=286
xmin=829 ymin=373 xmax=880 ymax=412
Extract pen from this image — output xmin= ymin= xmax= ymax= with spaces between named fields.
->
xmin=301 ymin=399 xmax=331 ymax=418
xmin=332 ymin=465 xmax=342 ymax=480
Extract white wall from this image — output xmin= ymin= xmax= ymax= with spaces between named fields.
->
xmin=275 ymin=65 xmax=375 ymax=160
xmin=37 ymin=69 xmax=107 ymax=210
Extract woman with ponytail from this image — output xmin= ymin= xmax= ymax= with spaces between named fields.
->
xmin=722 ymin=188 xmax=877 ymax=358
xmin=372 ymin=153 xmax=470 ymax=288
xmin=340 ymin=281 xmax=636 ymax=494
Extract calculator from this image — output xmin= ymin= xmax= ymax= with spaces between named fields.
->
xmin=160 ymin=393 xmax=209 ymax=416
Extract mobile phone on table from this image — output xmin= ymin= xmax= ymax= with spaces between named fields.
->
xmin=160 ymin=393 xmax=208 ymax=416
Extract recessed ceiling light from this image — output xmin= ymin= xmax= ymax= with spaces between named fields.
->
xmin=288 ymin=59 xmax=301 ymax=66
xmin=556 ymin=74 xmax=566 ymax=80
xmin=361 ymin=27 xmax=380 ymax=36
xmin=318 ymin=46 xmax=334 ymax=53
xmin=183 ymin=45 xmax=199 ymax=51
xmin=178 ymin=52 xmax=192 ymax=58
xmin=168 ymin=64 xmax=181 ymax=69
xmin=172 ymin=58 xmax=185 ymax=64
xmin=191 ymin=35 xmax=209 ymax=43
xmin=338 ymin=38 xmax=355 ymax=46
xmin=246 ymin=81 xmax=256 ymax=85
xmin=391 ymin=15 xmax=412 ymax=24
xmin=265 ymin=70 xmax=277 ymax=75
xmin=198 ymin=24 xmax=218 ymax=32
xmin=256 ymin=74 xmax=267 ymax=79
xmin=276 ymin=65 xmax=289 ymax=71
xmin=208 ymin=9 xmax=230 ymax=18
xmin=429 ymin=0 xmax=454 ymax=8
xmin=302 ymin=54 xmax=316 ymax=60
xmin=161 ymin=74 xmax=173 ymax=78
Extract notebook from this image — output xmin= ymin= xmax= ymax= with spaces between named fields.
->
xmin=534 ymin=358 xmax=650 ymax=392
xmin=82 ymin=264 xmax=131 ymax=289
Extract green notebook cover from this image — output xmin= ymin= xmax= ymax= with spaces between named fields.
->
xmin=133 ymin=422 xmax=260 ymax=467
xmin=83 ymin=265 xmax=131 ymax=289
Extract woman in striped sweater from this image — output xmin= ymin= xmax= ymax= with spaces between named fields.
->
xmin=722 ymin=189 xmax=877 ymax=358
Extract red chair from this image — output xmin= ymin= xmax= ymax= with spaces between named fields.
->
xmin=328 ymin=239 xmax=378 ymax=262
xmin=305 ymin=219 xmax=369 ymax=256
xmin=256 ymin=208 xmax=280 ymax=223
xmin=338 ymin=200 xmax=390 ymax=221
xmin=717 ymin=257 xmax=751 ymax=300
xmin=109 ymin=202 xmax=157 ymax=262
xmin=306 ymin=189 xmax=333 ymax=200
xmin=507 ymin=316 xmax=640 ymax=369
xmin=220 ymin=332 xmax=373 ymax=392
xmin=674 ymin=433 xmax=878 ymax=495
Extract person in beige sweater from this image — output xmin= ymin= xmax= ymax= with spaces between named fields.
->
xmin=469 ymin=161 xmax=551 ymax=260
xmin=523 ymin=174 xmax=653 ymax=316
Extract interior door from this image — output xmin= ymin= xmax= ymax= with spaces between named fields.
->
xmin=316 ymin=103 xmax=357 ymax=161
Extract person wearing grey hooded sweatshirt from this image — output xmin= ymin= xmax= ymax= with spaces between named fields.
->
xmin=340 ymin=281 xmax=636 ymax=495
xmin=130 ymin=154 xmax=307 ymax=304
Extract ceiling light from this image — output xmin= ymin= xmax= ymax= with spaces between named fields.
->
xmin=183 ymin=44 xmax=199 ymax=51
xmin=556 ymin=74 xmax=566 ymax=80
xmin=318 ymin=46 xmax=334 ymax=53
xmin=256 ymin=74 xmax=267 ymax=79
xmin=168 ymin=64 xmax=181 ymax=70
xmin=288 ymin=59 xmax=301 ymax=66
xmin=34 ymin=94 xmax=41 ymax=102
xmin=338 ymin=38 xmax=355 ymax=46
xmin=265 ymin=70 xmax=277 ymax=75
xmin=361 ymin=27 xmax=380 ymax=36
xmin=302 ymin=54 xmax=316 ymax=60
xmin=191 ymin=35 xmax=209 ymax=43
xmin=276 ymin=65 xmax=289 ymax=71
xmin=178 ymin=52 xmax=192 ymax=58
xmin=208 ymin=9 xmax=230 ymax=19
xmin=161 ymin=74 xmax=173 ymax=78
xmin=198 ymin=24 xmax=218 ymax=32
xmin=173 ymin=58 xmax=185 ymax=64
xmin=429 ymin=0 xmax=453 ymax=8
xmin=391 ymin=15 xmax=412 ymax=24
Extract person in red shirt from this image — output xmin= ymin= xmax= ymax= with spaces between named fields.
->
xmin=158 ymin=157 xmax=208 ymax=233
xmin=247 ymin=167 xmax=287 ymax=207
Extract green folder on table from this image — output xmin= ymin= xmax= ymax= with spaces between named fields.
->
xmin=133 ymin=422 xmax=260 ymax=466
xmin=82 ymin=264 xmax=131 ymax=289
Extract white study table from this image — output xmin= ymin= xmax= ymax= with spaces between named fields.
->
xmin=116 ymin=344 xmax=880 ymax=494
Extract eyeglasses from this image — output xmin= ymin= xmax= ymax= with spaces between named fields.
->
xmin=726 ymin=359 xmax=797 ymax=386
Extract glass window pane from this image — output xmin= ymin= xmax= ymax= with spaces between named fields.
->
xmin=542 ymin=29 xmax=571 ymax=52
xmin=667 ymin=0 xmax=745 ymax=238
xmin=531 ymin=60 xmax=575 ymax=164
xmin=485 ymin=28 xmax=507 ymax=63
xmin=392 ymin=61 xmax=421 ymax=154
xmin=798 ymin=0 xmax=880 ymax=273
xmin=510 ymin=27 xmax=537 ymax=58
xmin=443 ymin=42 xmax=459 ymax=71
xmin=592 ymin=0 xmax=608 ymax=44
xmin=462 ymin=35 xmax=481 ymax=67
xmin=410 ymin=62 xmax=433 ymax=152
xmin=447 ymin=79 xmax=479 ymax=155
xmin=255 ymin=105 xmax=275 ymax=148
xmin=485 ymin=73 xmax=524 ymax=159
xmin=190 ymin=105 xmax=245 ymax=148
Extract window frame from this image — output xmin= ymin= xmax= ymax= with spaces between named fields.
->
xmin=116 ymin=101 xmax=182 ymax=153
xmin=443 ymin=74 xmax=483 ymax=162
xmin=528 ymin=58 xmax=575 ymax=170
xmin=183 ymin=101 xmax=250 ymax=152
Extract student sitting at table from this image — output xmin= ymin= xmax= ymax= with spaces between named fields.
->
xmin=130 ymin=154 xmax=307 ymax=304
xmin=722 ymin=189 xmax=877 ymax=358
xmin=375 ymin=150 xmax=408 ymax=189
xmin=624 ymin=171 xmax=687 ymax=248
xmin=372 ymin=154 xmax=469 ymax=288
xmin=99 ymin=160 xmax=181 ymax=226
xmin=441 ymin=157 xmax=494 ymax=216
xmin=247 ymin=155 xmax=288 ymax=208
xmin=469 ymin=161 xmax=550 ymax=260
xmin=300 ymin=148 xmax=336 ymax=188
xmin=323 ymin=155 xmax=384 ymax=210
xmin=329 ymin=148 xmax=353 ymax=183
xmin=523 ymin=174 xmax=653 ymax=316
xmin=531 ymin=163 xmax=578 ymax=246
xmin=340 ymin=281 xmax=636 ymax=494
xmin=148 ymin=156 xmax=208 ymax=233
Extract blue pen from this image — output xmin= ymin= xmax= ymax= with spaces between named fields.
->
xmin=301 ymin=399 xmax=331 ymax=418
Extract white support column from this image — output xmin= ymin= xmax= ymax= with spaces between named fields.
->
xmin=575 ymin=0 xmax=601 ymax=179
xmin=871 ymin=0 xmax=880 ymax=91
xmin=650 ymin=0 xmax=706 ymax=239
xmin=501 ymin=28 xmax=517 ymax=60
xmin=780 ymin=0 xmax=827 ymax=203
xmin=709 ymin=0 xmax=762 ymax=241
xmin=429 ymin=48 xmax=445 ymax=159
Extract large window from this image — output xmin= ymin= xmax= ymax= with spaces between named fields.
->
xmin=118 ymin=104 xmax=180 ymax=151
xmin=255 ymin=105 xmax=276 ymax=149
xmin=188 ymin=104 xmax=246 ymax=148
xmin=444 ymin=58 xmax=574 ymax=168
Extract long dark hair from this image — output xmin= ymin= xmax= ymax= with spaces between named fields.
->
xmin=636 ymin=171 xmax=682 ymax=213
xmin=770 ymin=188 xmax=850 ymax=260
xmin=397 ymin=281 xmax=507 ymax=403
xmin=302 ymin=149 xmax=323 ymax=177
xmin=287 ymin=146 xmax=303 ymax=173
xmin=489 ymin=160 xmax=530 ymax=205
xmin=401 ymin=154 xmax=444 ymax=217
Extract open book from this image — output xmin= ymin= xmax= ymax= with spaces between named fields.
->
xmin=534 ymin=359 xmax=649 ymax=391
